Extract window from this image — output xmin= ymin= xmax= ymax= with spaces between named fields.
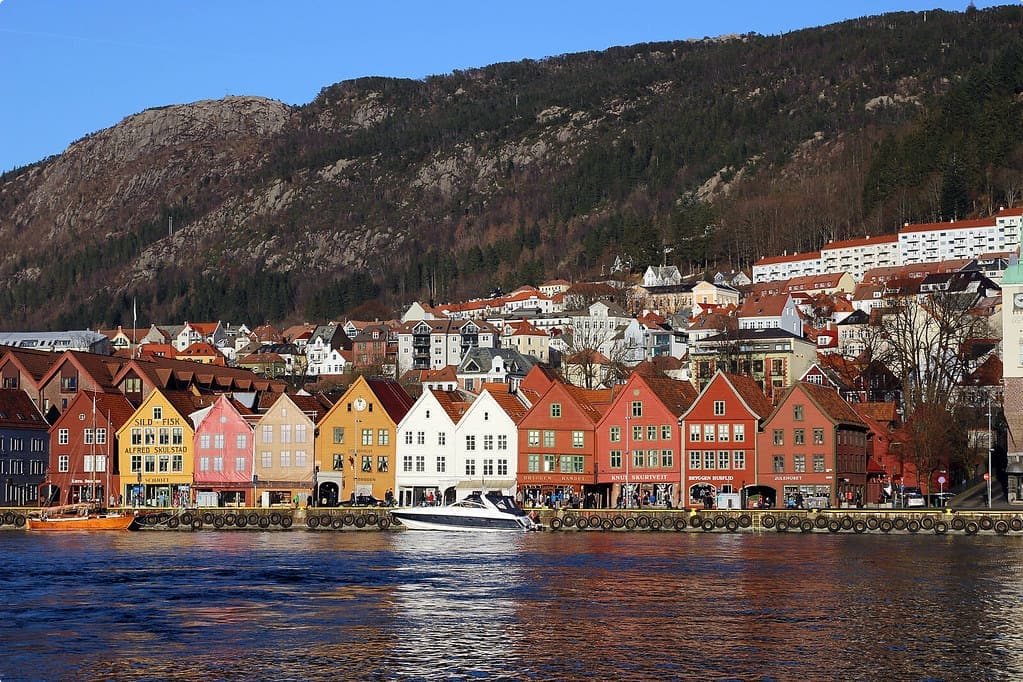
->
xmin=661 ymin=450 xmax=673 ymax=468
xmin=550 ymin=403 xmax=562 ymax=418
xmin=235 ymin=457 xmax=247 ymax=473
xmin=214 ymin=434 xmax=224 ymax=450
xmin=713 ymin=400 xmax=726 ymax=416
xmin=543 ymin=454 xmax=556 ymax=472
xmin=236 ymin=434 xmax=247 ymax=449
xmin=528 ymin=430 xmax=540 ymax=447
xmin=415 ymin=455 xmax=425 ymax=473
xmin=610 ymin=426 xmax=621 ymax=442
xmin=438 ymin=432 xmax=446 ymax=446
xmin=96 ymin=428 xmax=106 ymax=445
xmin=131 ymin=454 xmax=142 ymax=473
xmin=143 ymin=428 xmax=155 ymax=445
xmin=280 ymin=425 xmax=292 ymax=443
xmin=704 ymin=424 xmax=715 ymax=442
xmin=159 ymin=428 xmax=170 ymax=446
xmin=689 ymin=451 xmax=701 ymax=469
xmin=527 ymin=454 xmax=539 ymax=472
xmin=361 ymin=455 xmax=372 ymax=472
xmin=83 ymin=428 xmax=94 ymax=445
xmin=661 ymin=425 xmax=672 ymax=440
xmin=773 ymin=429 xmax=784 ymax=446
xmin=632 ymin=425 xmax=643 ymax=441
xmin=466 ymin=435 xmax=476 ymax=451
xmin=483 ymin=435 xmax=494 ymax=451
xmin=199 ymin=434 xmax=211 ymax=449
xmin=633 ymin=450 xmax=644 ymax=468
xmin=213 ymin=456 xmax=224 ymax=473
xmin=610 ymin=450 xmax=622 ymax=468
xmin=361 ymin=429 xmax=372 ymax=446
xmin=377 ymin=456 xmax=388 ymax=472
xmin=296 ymin=424 xmax=307 ymax=443
xmin=703 ymin=451 xmax=716 ymax=470
xmin=572 ymin=431 xmax=584 ymax=448
xmin=689 ymin=424 xmax=701 ymax=442
xmin=402 ymin=455 xmax=413 ymax=473
xmin=718 ymin=424 xmax=729 ymax=442
xmin=261 ymin=451 xmax=272 ymax=468
xmin=733 ymin=451 xmax=745 ymax=470
xmin=544 ymin=431 xmax=555 ymax=448
xmin=497 ymin=459 xmax=508 ymax=476
xmin=58 ymin=455 xmax=69 ymax=472
xmin=793 ymin=404 xmax=804 ymax=421
xmin=813 ymin=428 xmax=824 ymax=445
xmin=172 ymin=428 xmax=183 ymax=446
xmin=646 ymin=425 xmax=657 ymax=441
xmin=153 ymin=406 xmax=163 ymax=420
xmin=58 ymin=428 xmax=69 ymax=445
xmin=263 ymin=425 xmax=274 ymax=444
xmin=405 ymin=431 xmax=413 ymax=445
xmin=465 ymin=459 xmax=476 ymax=476
xmin=199 ymin=456 xmax=210 ymax=472
xmin=772 ymin=455 xmax=785 ymax=473
xmin=647 ymin=451 xmax=660 ymax=467
xmin=714 ymin=451 xmax=727 ymax=469
xmin=734 ymin=424 xmax=745 ymax=442
xmin=416 ymin=431 xmax=425 ymax=445
xmin=333 ymin=427 xmax=344 ymax=444
xmin=483 ymin=459 xmax=494 ymax=476
xmin=813 ymin=454 xmax=825 ymax=473
xmin=296 ymin=451 xmax=307 ymax=468
xmin=436 ymin=455 xmax=446 ymax=473
xmin=631 ymin=401 xmax=643 ymax=418
xmin=794 ymin=429 xmax=805 ymax=445
xmin=279 ymin=452 xmax=291 ymax=468
xmin=497 ymin=435 xmax=507 ymax=450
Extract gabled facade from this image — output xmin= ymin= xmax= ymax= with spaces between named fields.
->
xmin=394 ymin=388 xmax=468 ymax=506
xmin=680 ymin=371 xmax=772 ymax=507
xmin=517 ymin=380 xmax=609 ymax=505
xmin=48 ymin=390 xmax=134 ymax=507
xmin=595 ymin=372 xmax=697 ymax=508
xmin=690 ymin=328 xmax=817 ymax=401
xmin=116 ymin=389 xmax=210 ymax=507
xmin=191 ymin=395 xmax=254 ymax=506
xmin=456 ymin=347 xmax=537 ymax=394
xmin=0 ymin=388 xmax=49 ymax=505
xmin=0 ymin=346 xmax=62 ymax=415
xmin=313 ymin=376 xmax=414 ymax=504
xmin=396 ymin=318 xmax=499 ymax=374
xmin=757 ymin=382 xmax=869 ymax=508
xmin=36 ymin=350 xmax=130 ymax=415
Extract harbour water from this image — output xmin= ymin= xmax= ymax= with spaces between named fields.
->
xmin=2 ymin=530 xmax=1022 ymax=681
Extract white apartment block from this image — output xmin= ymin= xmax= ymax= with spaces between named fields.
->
xmin=396 ymin=319 xmax=499 ymax=375
xmin=751 ymin=251 xmax=821 ymax=284
xmin=898 ymin=214 xmax=1020 ymax=266
xmin=820 ymin=235 xmax=899 ymax=282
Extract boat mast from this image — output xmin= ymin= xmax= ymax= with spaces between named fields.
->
xmin=90 ymin=392 xmax=97 ymax=504
xmin=106 ymin=408 xmax=112 ymax=508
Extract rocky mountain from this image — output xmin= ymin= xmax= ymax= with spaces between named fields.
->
xmin=1 ymin=5 xmax=1022 ymax=330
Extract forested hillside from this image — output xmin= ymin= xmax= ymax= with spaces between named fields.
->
xmin=0 ymin=5 xmax=1021 ymax=330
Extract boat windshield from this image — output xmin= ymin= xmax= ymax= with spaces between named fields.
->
xmin=484 ymin=492 xmax=525 ymax=515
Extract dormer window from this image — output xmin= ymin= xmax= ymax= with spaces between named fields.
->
xmin=153 ymin=406 xmax=163 ymax=420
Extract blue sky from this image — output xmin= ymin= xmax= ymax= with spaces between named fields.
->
xmin=0 ymin=1 xmax=1012 ymax=172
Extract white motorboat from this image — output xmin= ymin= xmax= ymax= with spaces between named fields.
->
xmin=390 ymin=491 xmax=540 ymax=532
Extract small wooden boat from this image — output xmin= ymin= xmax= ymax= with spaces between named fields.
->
xmin=26 ymin=504 xmax=136 ymax=531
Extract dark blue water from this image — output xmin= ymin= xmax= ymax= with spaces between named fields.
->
xmin=2 ymin=530 xmax=1021 ymax=681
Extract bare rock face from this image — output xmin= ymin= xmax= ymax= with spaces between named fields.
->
xmin=0 ymin=96 xmax=292 ymax=269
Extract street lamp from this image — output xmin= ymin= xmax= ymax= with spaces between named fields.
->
xmin=678 ymin=416 xmax=685 ymax=511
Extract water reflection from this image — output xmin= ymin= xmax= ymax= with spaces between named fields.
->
xmin=1 ymin=531 xmax=1022 ymax=680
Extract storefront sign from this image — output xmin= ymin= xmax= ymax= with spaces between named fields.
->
xmin=607 ymin=473 xmax=671 ymax=482
xmin=688 ymin=475 xmax=735 ymax=482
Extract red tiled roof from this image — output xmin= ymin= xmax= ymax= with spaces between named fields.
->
xmin=899 ymin=217 xmax=994 ymax=234
xmin=753 ymin=251 xmax=820 ymax=267
xmin=822 ymin=234 xmax=899 ymax=250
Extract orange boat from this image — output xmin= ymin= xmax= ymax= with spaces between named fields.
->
xmin=26 ymin=504 xmax=136 ymax=531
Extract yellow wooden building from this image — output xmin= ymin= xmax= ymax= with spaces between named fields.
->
xmin=314 ymin=376 xmax=414 ymax=505
xmin=116 ymin=388 xmax=212 ymax=507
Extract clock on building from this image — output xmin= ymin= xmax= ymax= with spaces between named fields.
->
xmin=1014 ymin=292 xmax=1023 ymax=311
xmin=354 ymin=397 xmax=367 ymax=411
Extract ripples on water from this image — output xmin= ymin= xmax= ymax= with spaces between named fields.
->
xmin=2 ymin=531 xmax=1022 ymax=681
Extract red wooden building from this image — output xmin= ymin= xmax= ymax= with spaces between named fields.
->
xmin=680 ymin=371 xmax=772 ymax=508
xmin=595 ymin=372 xmax=697 ymax=508
xmin=757 ymin=382 xmax=869 ymax=508
xmin=47 ymin=390 xmax=135 ymax=506
xmin=517 ymin=379 xmax=610 ymax=506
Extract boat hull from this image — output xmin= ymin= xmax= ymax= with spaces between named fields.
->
xmin=27 ymin=514 xmax=137 ymax=531
xmin=390 ymin=510 xmax=530 ymax=532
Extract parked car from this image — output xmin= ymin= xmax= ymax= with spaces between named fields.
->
xmin=902 ymin=486 xmax=926 ymax=508
xmin=351 ymin=494 xmax=383 ymax=507
xmin=930 ymin=492 xmax=953 ymax=508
